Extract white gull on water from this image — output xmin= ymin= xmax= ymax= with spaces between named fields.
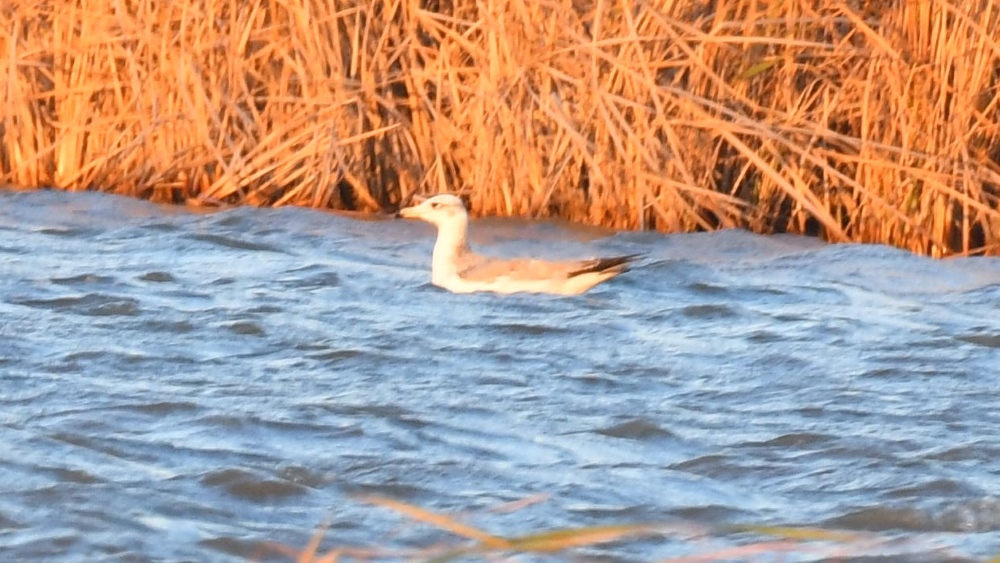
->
xmin=397 ymin=194 xmax=638 ymax=295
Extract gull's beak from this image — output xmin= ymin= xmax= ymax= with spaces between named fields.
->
xmin=397 ymin=206 xmax=418 ymax=219
xmin=395 ymin=195 xmax=428 ymax=218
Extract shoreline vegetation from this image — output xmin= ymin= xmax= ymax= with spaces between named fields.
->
xmin=2 ymin=1 xmax=1000 ymax=257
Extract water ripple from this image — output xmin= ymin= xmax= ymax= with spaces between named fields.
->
xmin=0 ymin=190 xmax=998 ymax=561
xmin=10 ymin=293 xmax=139 ymax=315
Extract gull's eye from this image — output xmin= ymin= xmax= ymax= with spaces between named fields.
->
xmin=430 ymin=202 xmax=441 ymax=209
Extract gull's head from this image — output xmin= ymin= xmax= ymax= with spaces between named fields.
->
xmin=397 ymin=194 xmax=468 ymax=228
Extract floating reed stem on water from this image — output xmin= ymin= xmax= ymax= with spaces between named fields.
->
xmin=2 ymin=0 xmax=999 ymax=256
xmin=258 ymin=495 xmax=977 ymax=562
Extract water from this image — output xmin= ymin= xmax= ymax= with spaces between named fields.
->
xmin=1 ymin=189 xmax=999 ymax=562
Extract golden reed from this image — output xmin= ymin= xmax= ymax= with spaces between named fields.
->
xmin=2 ymin=0 xmax=999 ymax=256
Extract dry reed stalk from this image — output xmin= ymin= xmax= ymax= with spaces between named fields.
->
xmin=265 ymin=497 xmax=960 ymax=562
xmin=1 ymin=0 xmax=999 ymax=255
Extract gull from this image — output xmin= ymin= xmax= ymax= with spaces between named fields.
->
xmin=397 ymin=194 xmax=639 ymax=295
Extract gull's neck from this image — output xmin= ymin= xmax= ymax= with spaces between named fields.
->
xmin=431 ymin=215 xmax=471 ymax=282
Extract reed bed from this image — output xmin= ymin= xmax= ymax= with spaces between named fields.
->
xmin=2 ymin=0 xmax=1000 ymax=255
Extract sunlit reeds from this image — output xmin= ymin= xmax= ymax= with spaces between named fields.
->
xmin=2 ymin=0 xmax=999 ymax=255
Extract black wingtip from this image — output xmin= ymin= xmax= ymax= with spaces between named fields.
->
xmin=568 ymin=253 xmax=643 ymax=276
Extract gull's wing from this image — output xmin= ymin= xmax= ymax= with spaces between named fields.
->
xmin=456 ymin=253 xmax=639 ymax=282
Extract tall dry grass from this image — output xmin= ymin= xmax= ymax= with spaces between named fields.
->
xmin=2 ymin=0 xmax=1000 ymax=255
